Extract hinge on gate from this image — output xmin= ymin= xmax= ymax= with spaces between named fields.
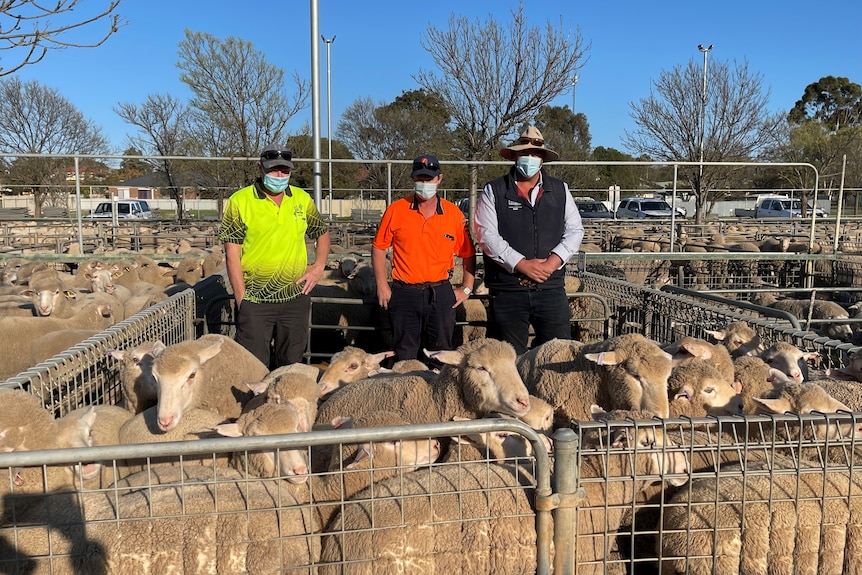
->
xmin=534 ymin=488 xmax=587 ymax=512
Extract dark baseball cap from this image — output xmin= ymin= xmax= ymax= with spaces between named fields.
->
xmin=411 ymin=154 xmax=441 ymax=178
xmin=260 ymin=143 xmax=295 ymax=171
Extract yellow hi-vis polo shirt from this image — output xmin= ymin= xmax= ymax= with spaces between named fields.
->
xmin=219 ymin=181 xmax=329 ymax=303
xmin=373 ymin=195 xmax=475 ymax=285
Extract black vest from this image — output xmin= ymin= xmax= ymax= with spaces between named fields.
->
xmin=483 ymin=168 xmax=567 ymax=291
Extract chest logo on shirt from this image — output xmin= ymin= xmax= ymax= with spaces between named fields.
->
xmin=293 ymin=205 xmax=305 ymax=220
xmin=507 ymin=200 xmax=523 ymax=211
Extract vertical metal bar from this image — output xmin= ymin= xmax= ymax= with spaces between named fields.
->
xmin=309 ymin=0 xmax=322 ymax=207
xmin=553 ymin=427 xmax=579 ymax=575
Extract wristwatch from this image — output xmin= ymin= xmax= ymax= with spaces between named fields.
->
xmin=461 ymin=286 xmax=472 ymax=296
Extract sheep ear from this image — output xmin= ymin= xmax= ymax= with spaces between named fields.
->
xmin=150 ymin=341 xmax=167 ymax=356
xmin=732 ymin=379 xmax=743 ymax=394
xmin=107 ymin=349 xmax=124 ymax=361
xmin=802 ymin=352 xmax=819 ymax=365
xmin=424 ymin=348 xmax=463 ymax=365
xmin=214 ymin=423 xmax=243 ymax=437
xmin=584 ymin=352 xmax=620 ymax=366
xmin=680 ymin=341 xmax=711 ymax=359
xmin=21 ymin=289 xmax=35 ymax=297
xmin=703 ymin=329 xmax=724 ymax=342
xmin=674 ymin=387 xmax=694 ymax=401
xmin=365 ymin=350 xmax=395 ymax=369
xmin=752 ymin=396 xmax=792 ymax=414
xmin=197 ymin=339 xmax=224 ymax=364
xmin=97 ymin=304 xmax=113 ymax=318
xmin=331 ymin=416 xmax=354 ymax=429
xmin=283 ymin=398 xmax=311 ymax=432
xmin=346 ymin=445 xmax=372 ymax=469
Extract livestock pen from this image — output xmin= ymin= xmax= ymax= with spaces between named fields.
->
xmin=1 ymin=270 xmax=862 ymax=573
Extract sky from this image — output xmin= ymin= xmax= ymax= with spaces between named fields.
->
xmin=11 ymin=0 xmax=862 ymax=156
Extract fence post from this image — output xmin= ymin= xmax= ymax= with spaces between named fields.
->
xmin=553 ymin=427 xmax=580 ymax=575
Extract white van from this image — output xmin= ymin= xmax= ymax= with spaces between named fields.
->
xmin=85 ymin=199 xmax=153 ymax=220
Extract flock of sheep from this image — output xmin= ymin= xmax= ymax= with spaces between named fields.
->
xmin=2 ymin=223 xmax=862 ymax=573
xmin=2 ymin=306 xmax=862 ymax=573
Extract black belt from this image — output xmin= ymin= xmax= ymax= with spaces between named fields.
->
xmin=393 ymin=279 xmax=448 ymax=290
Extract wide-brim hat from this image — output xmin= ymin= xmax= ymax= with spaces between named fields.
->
xmin=499 ymin=126 xmax=559 ymax=162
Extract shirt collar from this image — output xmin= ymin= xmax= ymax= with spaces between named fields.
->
xmin=409 ymin=194 xmax=444 ymax=215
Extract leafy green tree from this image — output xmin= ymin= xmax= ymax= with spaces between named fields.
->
xmin=625 ymin=58 xmax=777 ymax=223
xmin=788 ymin=76 xmax=862 ymax=131
xmin=115 ymin=147 xmax=152 ymax=181
xmin=416 ymin=1 xmax=588 ymax=203
xmin=0 ymin=76 xmax=107 ymax=215
xmin=590 ymin=147 xmax=649 ymax=194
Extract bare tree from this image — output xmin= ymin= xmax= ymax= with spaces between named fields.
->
xmin=416 ymin=2 xmax=588 ymax=201
xmin=0 ymin=76 xmax=106 ymax=216
xmin=0 ymin=0 xmax=125 ymax=75
xmin=115 ymin=93 xmax=193 ymax=220
xmin=625 ymin=58 xmax=778 ymax=223
xmin=177 ymin=29 xmax=310 ymax=190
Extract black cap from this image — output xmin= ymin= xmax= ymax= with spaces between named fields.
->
xmin=260 ymin=143 xmax=295 ymax=171
xmin=411 ymin=154 xmax=441 ymax=178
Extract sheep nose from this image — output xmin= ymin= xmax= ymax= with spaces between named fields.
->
xmin=158 ymin=416 xmax=174 ymax=430
xmin=516 ymin=396 xmax=530 ymax=410
xmin=293 ymin=465 xmax=308 ymax=477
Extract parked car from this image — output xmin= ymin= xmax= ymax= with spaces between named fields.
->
xmin=85 ymin=199 xmax=153 ymax=220
xmin=616 ymin=197 xmax=683 ymax=219
xmin=574 ymin=198 xmax=615 ymax=218
xmin=752 ymin=195 xmax=827 ymax=219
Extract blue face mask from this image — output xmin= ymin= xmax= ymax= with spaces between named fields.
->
xmin=516 ymin=155 xmax=542 ymax=178
xmin=263 ymin=173 xmax=290 ymax=193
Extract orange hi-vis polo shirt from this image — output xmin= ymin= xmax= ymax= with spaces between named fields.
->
xmin=373 ymin=195 xmax=475 ymax=285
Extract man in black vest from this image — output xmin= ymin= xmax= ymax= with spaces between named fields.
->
xmin=474 ymin=126 xmax=584 ymax=355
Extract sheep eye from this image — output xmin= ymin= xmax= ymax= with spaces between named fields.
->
xmin=348 ymin=362 xmax=359 ymax=371
xmin=703 ymin=386 xmax=715 ymax=394
xmin=132 ymin=357 xmax=141 ymax=364
xmin=474 ymin=366 xmax=489 ymax=373
xmin=186 ymin=372 xmax=197 ymax=384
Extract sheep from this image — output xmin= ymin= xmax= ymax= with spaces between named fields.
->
xmin=55 ymin=404 xmax=133 ymax=489
xmin=666 ymin=362 xmax=742 ymax=418
xmin=29 ymin=328 xmax=100 ymax=366
xmin=732 ymin=355 xmax=786 ymax=414
xmin=657 ymin=460 xmax=862 ymax=575
xmin=516 ymin=335 xmax=673 ymax=426
xmin=151 ymin=334 xmax=270 ymax=431
xmin=316 ymin=345 xmax=394 ymax=397
xmin=0 ymin=464 xmax=321 ymax=574
xmin=0 ymin=301 xmax=115 ymax=381
xmin=21 ymin=269 xmax=77 ymax=317
xmin=0 ymin=389 xmax=56 ymax=452
xmin=215 ymin=401 xmax=310 ymax=484
xmin=391 ymin=358 xmax=431 ymax=373
xmin=704 ymin=321 xmax=764 ymax=357
xmin=132 ymin=254 xmax=174 ymax=287
xmin=752 ymin=380 xmax=858 ymax=440
xmin=106 ymin=340 xmax=167 ymax=414
xmin=86 ymin=267 xmax=133 ymax=302
xmin=758 ymin=341 xmax=819 ymax=383
xmin=767 ymin=297 xmax=853 ymax=341
xmin=117 ymin=405 xmax=231 ymax=474
xmin=662 ymin=336 xmax=734 ymax=383
xmin=242 ymin=368 xmax=322 ymax=429
xmin=202 ymin=249 xmax=226 ymax=277
xmin=319 ymin=408 xmax=686 ymax=575
xmin=811 ymin=376 xmax=862 ymax=411
xmin=315 ymin=338 xmax=531 ymax=426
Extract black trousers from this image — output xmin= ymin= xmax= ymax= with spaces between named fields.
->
xmin=387 ymin=282 xmax=456 ymax=362
xmin=487 ymin=288 xmax=571 ymax=355
xmin=235 ymin=296 xmax=311 ymax=369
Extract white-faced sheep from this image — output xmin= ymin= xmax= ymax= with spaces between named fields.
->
xmin=758 ymin=341 xmax=819 ymax=384
xmin=215 ymin=401 xmax=311 ymax=484
xmin=315 ymin=338 xmax=531 ymax=426
xmin=732 ymin=355 xmax=786 ymax=414
xmin=21 ymin=269 xmax=78 ymax=317
xmin=242 ymin=367 xmax=322 ymax=429
xmin=86 ymin=267 xmax=133 ymax=302
xmin=55 ymin=404 xmax=133 ymax=489
xmin=753 ymin=380 xmax=858 ymax=441
xmin=662 ymin=336 xmax=734 ymax=384
xmin=516 ymin=335 xmax=673 ymax=426
xmin=151 ymin=334 xmax=270 ymax=431
xmin=667 ymin=362 xmax=742 ymax=418
xmin=107 ymin=340 xmax=167 ymax=414
xmin=0 ymin=301 xmax=115 ymax=380
xmin=704 ymin=321 xmax=764 ymax=357
xmin=316 ymin=345 xmax=394 ymax=397
xmin=658 ymin=460 xmax=862 ymax=575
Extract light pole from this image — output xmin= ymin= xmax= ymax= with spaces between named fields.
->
xmin=697 ymin=44 xmax=713 ymax=195
xmin=571 ymin=74 xmax=579 ymax=114
xmin=321 ymin=34 xmax=336 ymax=219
